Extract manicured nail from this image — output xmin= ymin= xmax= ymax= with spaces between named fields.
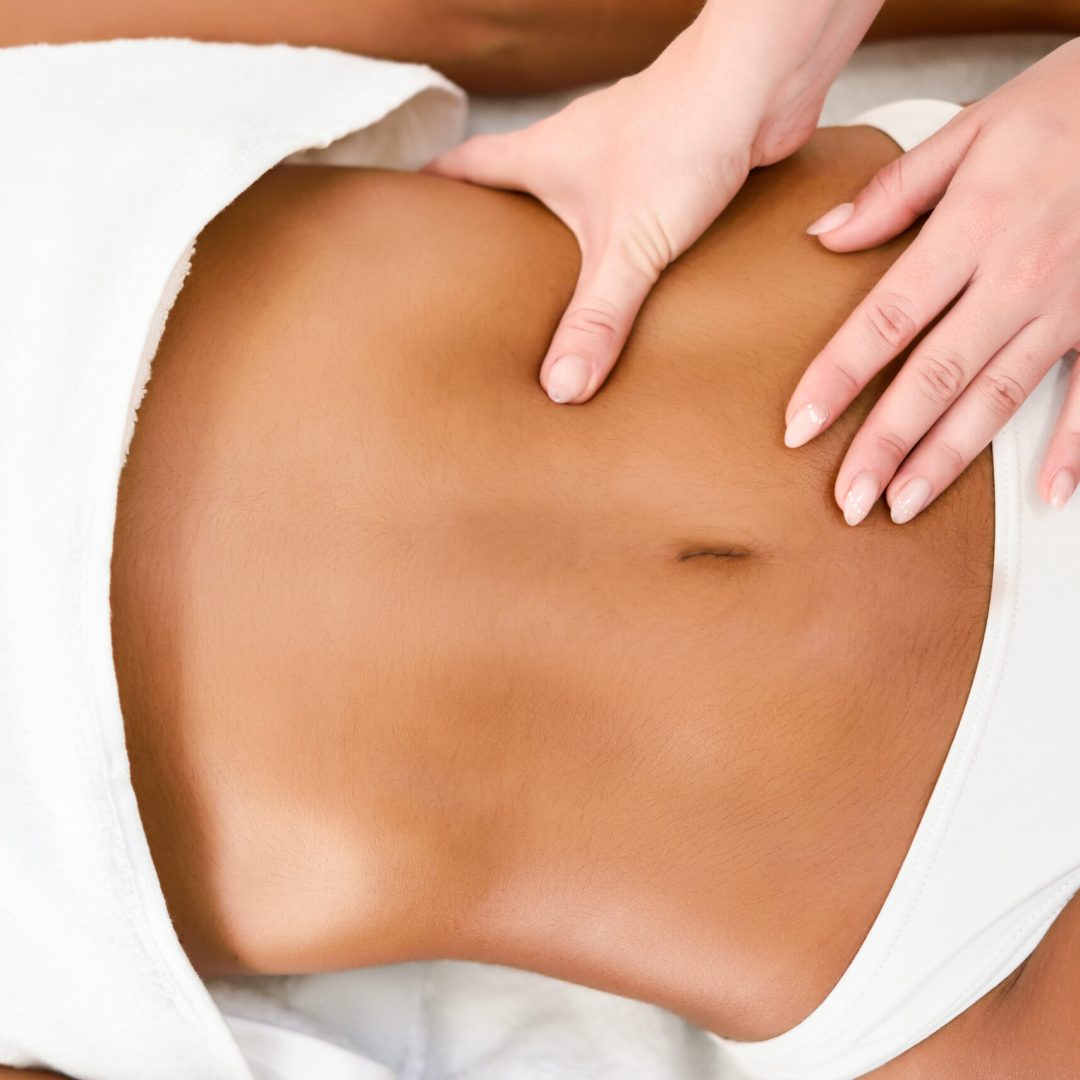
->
xmin=843 ymin=472 xmax=880 ymax=527
xmin=1049 ymin=467 xmax=1077 ymax=510
xmin=784 ymin=402 xmax=830 ymax=448
xmin=807 ymin=202 xmax=855 ymax=237
xmin=546 ymin=355 xmax=591 ymax=404
xmin=890 ymin=477 xmax=933 ymax=524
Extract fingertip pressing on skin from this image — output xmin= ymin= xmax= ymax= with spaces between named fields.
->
xmin=843 ymin=471 xmax=880 ymax=527
xmin=806 ymin=202 xmax=854 ymax=237
xmin=784 ymin=402 xmax=829 ymax=448
xmin=546 ymin=355 xmax=592 ymax=404
xmin=890 ymin=476 xmax=933 ymax=525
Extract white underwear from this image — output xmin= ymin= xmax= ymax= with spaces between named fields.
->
xmin=713 ymin=99 xmax=1080 ymax=1080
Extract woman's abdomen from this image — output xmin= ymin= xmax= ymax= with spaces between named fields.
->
xmin=111 ymin=132 xmax=992 ymax=1038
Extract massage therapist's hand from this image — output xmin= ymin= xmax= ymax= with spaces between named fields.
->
xmin=787 ymin=37 xmax=1080 ymax=524
xmin=428 ymin=0 xmax=884 ymax=404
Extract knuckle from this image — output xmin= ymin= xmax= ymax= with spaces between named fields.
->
xmin=1008 ymin=102 xmax=1070 ymax=144
xmin=562 ymin=301 xmax=623 ymax=346
xmin=942 ymin=181 xmax=1004 ymax=252
xmin=871 ymin=430 xmax=910 ymax=464
xmin=825 ymin=358 xmax=861 ymax=399
xmin=1014 ymin=241 xmax=1065 ymax=293
xmin=871 ymin=155 xmax=910 ymax=211
xmin=978 ymin=371 xmax=1027 ymax=420
xmin=916 ymin=350 xmax=967 ymax=406
xmin=1053 ymin=427 xmax=1080 ymax=459
xmin=934 ymin=440 xmax=967 ymax=477
xmin=616 ymin=225 xmax=673 ymax=279
xmin=863 ymin=293 xmax=919 ymax=352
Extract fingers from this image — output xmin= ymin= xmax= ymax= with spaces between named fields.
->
xmin=426 ymin=131 xmax=660 ymax=404
xmin=879 ymin=319 xmax=1071 ymax=524
xmin=784 ymin=213 xmax=976 ymax=447
xmin=830 ymin=284 xmax=1025 ymax=524
xmin=793 ymin=43 xmax=1080 ymax=523
xmin=807 ymin=109 xmax=978 ymax=253
xmin=428 ymin=124 xmax=673 ymax=405
xmin=1039 ymin=349 xmax=1080 ymax=510
xmin=540 ymin=243 xmax=661 ymax=404
xmin=424 ymin=132 xmax=529 ymax=191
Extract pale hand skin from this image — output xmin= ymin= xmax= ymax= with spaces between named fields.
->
xmin=428 ymin=0 xmax=885 ymax=405
xmin=788 ymin=36 xmax=1080 ymax=524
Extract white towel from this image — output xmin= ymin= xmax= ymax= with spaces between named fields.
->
xmin=0 ymin=38 xmax=462 ymax=1080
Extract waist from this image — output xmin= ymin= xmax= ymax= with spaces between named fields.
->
xmin=110 ymin=156 xmax=993 ymax=1038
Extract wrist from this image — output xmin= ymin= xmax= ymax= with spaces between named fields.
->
xmin=675 ymin=0 xmax=882 ymax=145
xmin=694 ymin=0 xmax=882 ymax=63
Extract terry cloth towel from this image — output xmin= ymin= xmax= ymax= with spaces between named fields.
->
xmin=0 ymin=38 xmax=463 ymax=1080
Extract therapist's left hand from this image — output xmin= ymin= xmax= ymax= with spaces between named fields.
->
xmin=785 ymin=37 xmax=1080 ymax=525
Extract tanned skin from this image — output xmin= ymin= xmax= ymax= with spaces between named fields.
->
xmin=0 ymin=0 xmax=704 ymax=94
xmin=2 ymin=2 xmax=1079 ymax=93
xmin=101 ymin=126 xmax=1078 ymax=1079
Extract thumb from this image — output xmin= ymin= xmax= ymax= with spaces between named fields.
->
xmin=423 ymin=132 xmax=528 ymax=192
xmin=807 ymin=109 xmax=978 ymax=252
xmin=540 ymin=244 xmax=660 ymax=404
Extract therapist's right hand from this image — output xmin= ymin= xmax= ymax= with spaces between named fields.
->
xmin=428 ymin=0 xmax=884 ymax=405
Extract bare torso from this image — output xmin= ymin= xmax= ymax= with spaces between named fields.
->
xmin=111 ymin=127 xmax=1035 ymax=1072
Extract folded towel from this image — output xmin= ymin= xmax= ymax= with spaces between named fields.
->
xmin=0 ymin=38 xmax=462 ymax=1080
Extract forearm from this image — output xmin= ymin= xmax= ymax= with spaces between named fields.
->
xmin=871 ymin=0 xmax=1080 ymax=37
xmin=0 ymin=0 xmax=507 ymax=90
xmin=0 ymin=0 xmax=700 ymax=94
xmin=686 ymin=0 xmax=885 ymax=165
xmin=0 ymin=1069 xmax=66 ymax=1079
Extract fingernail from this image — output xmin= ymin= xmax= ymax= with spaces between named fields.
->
xmin=546 ymin=355 xmax=591 ymax=404
xmin=807 ymin=202 xmax=855 ymax=237
xmin=843 ymin=472 xmax=880 ymax=527
xmin=784 ymin=402 xmax=830 ymax=449
xmin=1049 ymin=467 xmax=1077 ymax=511
xmin=890 ymin=477 xmax=933 ymax=524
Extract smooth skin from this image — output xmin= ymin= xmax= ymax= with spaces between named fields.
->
xmin=5 ymin=125 xmax=1078 ymax=1080
xmin=113 ymin=128 xmax=1075 ymax=1080
xmin=98 ymin=127 xmax=1073 ymax=1077
xmin=114 ymin=130 xmax=990 ymax=1035
xmin=0 ymin=0 xmax=699 ymax=94
xmin=430 ymin=2 xmax=1080 ymax=521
